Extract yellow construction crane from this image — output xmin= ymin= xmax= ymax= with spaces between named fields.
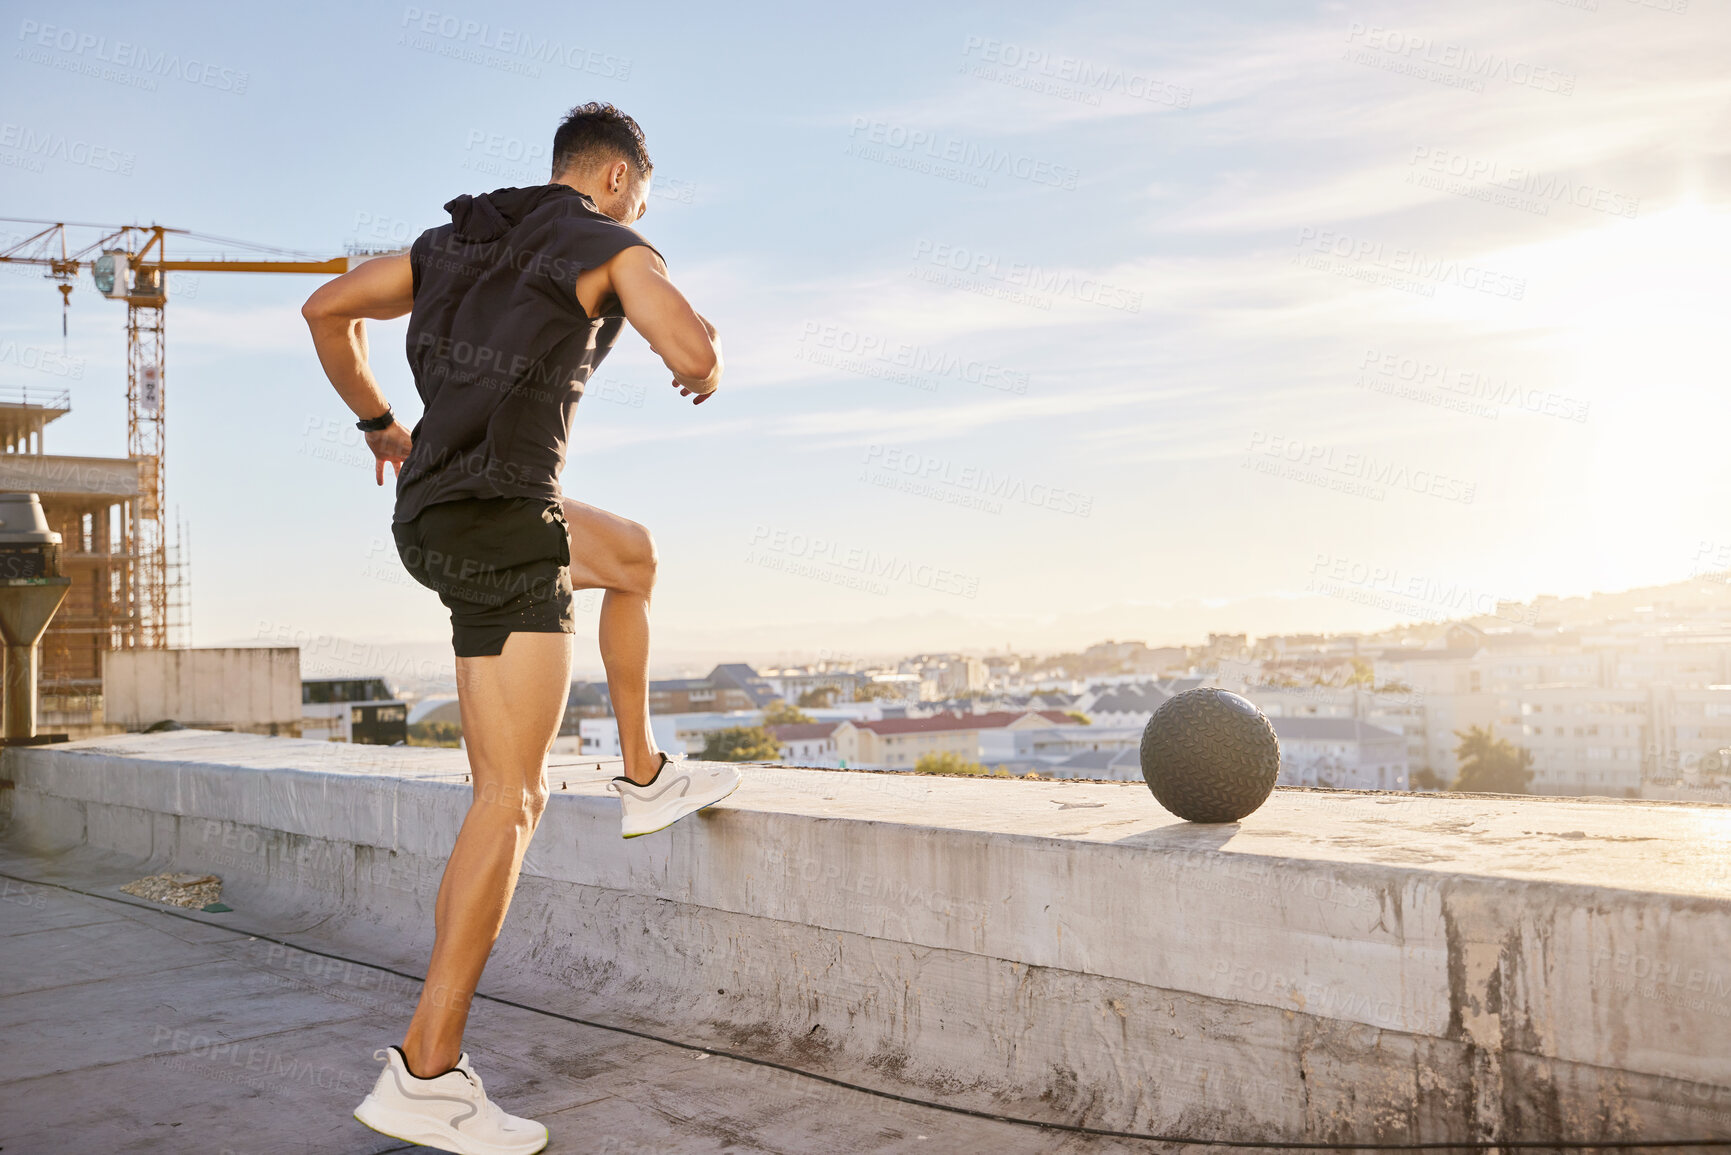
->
xmin=0 ymin=218 xmax=387 ymax=649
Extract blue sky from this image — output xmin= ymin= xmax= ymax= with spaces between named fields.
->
xmin=2 ymin=0 xmax=1728 ymax=680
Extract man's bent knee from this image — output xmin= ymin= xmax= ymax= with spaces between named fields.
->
xmin=620 ymin=522 xmax=658 ymax=595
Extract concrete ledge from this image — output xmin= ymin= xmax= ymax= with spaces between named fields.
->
xmin=4 ymin=729 xmax=1729 ymax=1146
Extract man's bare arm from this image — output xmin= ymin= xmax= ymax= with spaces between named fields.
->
xmin=301 ymin=254 xmax=416 ymax=485
xmin=606 ymin=246 xmax=723 ymax=402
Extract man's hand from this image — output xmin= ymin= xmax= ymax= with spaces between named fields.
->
xmin=672 ymin=312 xmax=719 ymax=403
xmin=366 ymin=421 xmax=413 ymax=485
xmin=608 ymin=248 xmax=723 ymax=399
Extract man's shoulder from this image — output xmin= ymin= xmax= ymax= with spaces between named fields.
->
xmin=533 ymin=206 xmax=661 ymax=267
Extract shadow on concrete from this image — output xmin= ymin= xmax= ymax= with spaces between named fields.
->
xmin=1109 ymin=821 xmax=1240 ymax=853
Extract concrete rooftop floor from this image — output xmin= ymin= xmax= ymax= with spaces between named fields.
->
xmin=0 ymin=842 xmax=1160 ymax=1155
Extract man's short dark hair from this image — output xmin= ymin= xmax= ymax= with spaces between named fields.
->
xmin=551 ymin=102 xmax=652 ymax=182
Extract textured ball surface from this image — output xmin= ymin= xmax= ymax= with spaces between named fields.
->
xmin=1140 ymin=688 xmax=1281 ymax=823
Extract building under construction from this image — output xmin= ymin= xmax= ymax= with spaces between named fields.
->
xmin=0 ymin=384 xmax=188 ymax=728
xmin=0 ymin=219 xmax=370 ymax=734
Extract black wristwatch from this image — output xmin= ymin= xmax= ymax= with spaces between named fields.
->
xmin=356 ymin=407 xmax=394 ymax=432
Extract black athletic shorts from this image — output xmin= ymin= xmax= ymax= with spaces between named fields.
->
xmin=391 ymin=495 xmax=576 ymax=658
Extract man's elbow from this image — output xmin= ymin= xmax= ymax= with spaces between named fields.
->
xmin=301 ymin=291 xmax=332 ymax=327
xmin=669 ymin=344 xmax=720 ymax=384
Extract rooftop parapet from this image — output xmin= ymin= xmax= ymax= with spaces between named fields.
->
xmin=3 ymin=730 xmax=1728 ymax=1147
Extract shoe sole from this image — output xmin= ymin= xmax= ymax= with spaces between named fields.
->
xmin=354 ymin=1100 xmax=548 ymax=1155
xmin=621 ymin=775 xmax=741 ymax=839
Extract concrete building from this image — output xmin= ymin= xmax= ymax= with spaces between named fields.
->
xmin=0 ymin=387 xmax=186 ymax=730
xmin=767 ymin=721 xmax=841 ymax=766
xmin=102 ymin=647 xmax=302 ymax=737
xmin=980 ymin=723 xmax=1141 ymax=767
xmin=647 ymin=664 xmax=778 ymax=714
xmin=1270 ymin=716 xmax=1409 ymax=791
xmin=579 ymin=711 xmax=765 ymax=759
xmin=300 ymin=675 xmax=408 ymax=745
xmin=756 ymin=667 xmax=870 ymax=706
xmin=1047 ymin=746 xmax=1144 ymax=781
xmin=833 ymin=709 xmax=1076 ymax=769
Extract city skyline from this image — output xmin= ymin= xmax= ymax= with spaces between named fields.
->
xmin=2 ymin=1 xmax=1727 ymax=673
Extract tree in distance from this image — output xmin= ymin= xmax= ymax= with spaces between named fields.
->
xmin=1410 ymin=767 xmax=1449 ymax=791
xmin=914 ymin=751 xmax=988 ymax=776
xmin=408 ymin=721 xmax=462 ymax=748
xmin=763 ymin=698 xmax=814 ymax=725
xmin=700 ymin=725 xmax=783 ymax=762
xmin=796 ymin=686 xmax=837 ymax=708
xmin=1450 ymin=725 xmax=1534 ymax=794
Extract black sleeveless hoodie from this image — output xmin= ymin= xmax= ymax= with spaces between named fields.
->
xmin=392 ymin=183 xmax=660 ymax=523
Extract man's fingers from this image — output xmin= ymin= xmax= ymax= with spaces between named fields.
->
xmin=375 ymin=458 xmax=385 ymax=486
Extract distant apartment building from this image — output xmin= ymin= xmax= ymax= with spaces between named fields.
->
xmin=649 ymin=666 xmax=774 ymax=714
xmin=579 ymin=711 xmax=763 ymax=759
xmin=768 ymin=721 xmax=842 ymax=766
xmin=559 ymin=681 xmax=612 ymax=736
xmin=1075 ymin=678 xmax=1205 ymax=728
xmin=757 ymin=668 xmax=870 ymax=706
xmin=1505 ymin=682 xmax=1731 ymax=797
xmin=1271 ymin=717 xmax=1408 ymax=791
xmin=892 ymin=653 xmax=988 ymax=699
xmin=833 ymin=709 xmax=1076 ymax=769
xmin=1044 ymin=747 xmax=1143 ymax=781
xmin=301 ymin=676 xmax=408 ymax=745
xmin=982 ymin=724 xmax=1142 ymax=766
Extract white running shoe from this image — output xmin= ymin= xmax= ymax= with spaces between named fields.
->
xmin=608 ymin=752 xmax=741 ymax=838
xmin=353 ymin=1046 xmax=548 ymax=1155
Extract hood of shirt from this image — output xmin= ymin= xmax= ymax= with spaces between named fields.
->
xmin=442 ymin=184 xmax=594 ymax=243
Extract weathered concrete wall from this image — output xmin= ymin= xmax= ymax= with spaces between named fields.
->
xmin=100 ymin=647 xmax=301 ymax=731
xmin=3 ymin=730 xmax=1728 ymax=1146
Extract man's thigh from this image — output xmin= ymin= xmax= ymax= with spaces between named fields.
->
xmin=454 ymin=631 xmax=572 ymax=791
xmin=559 ymin=497 xmax=651 ymax=592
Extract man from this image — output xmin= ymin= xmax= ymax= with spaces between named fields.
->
xmin=302 ymin=102 xmax=740 ymax=1155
